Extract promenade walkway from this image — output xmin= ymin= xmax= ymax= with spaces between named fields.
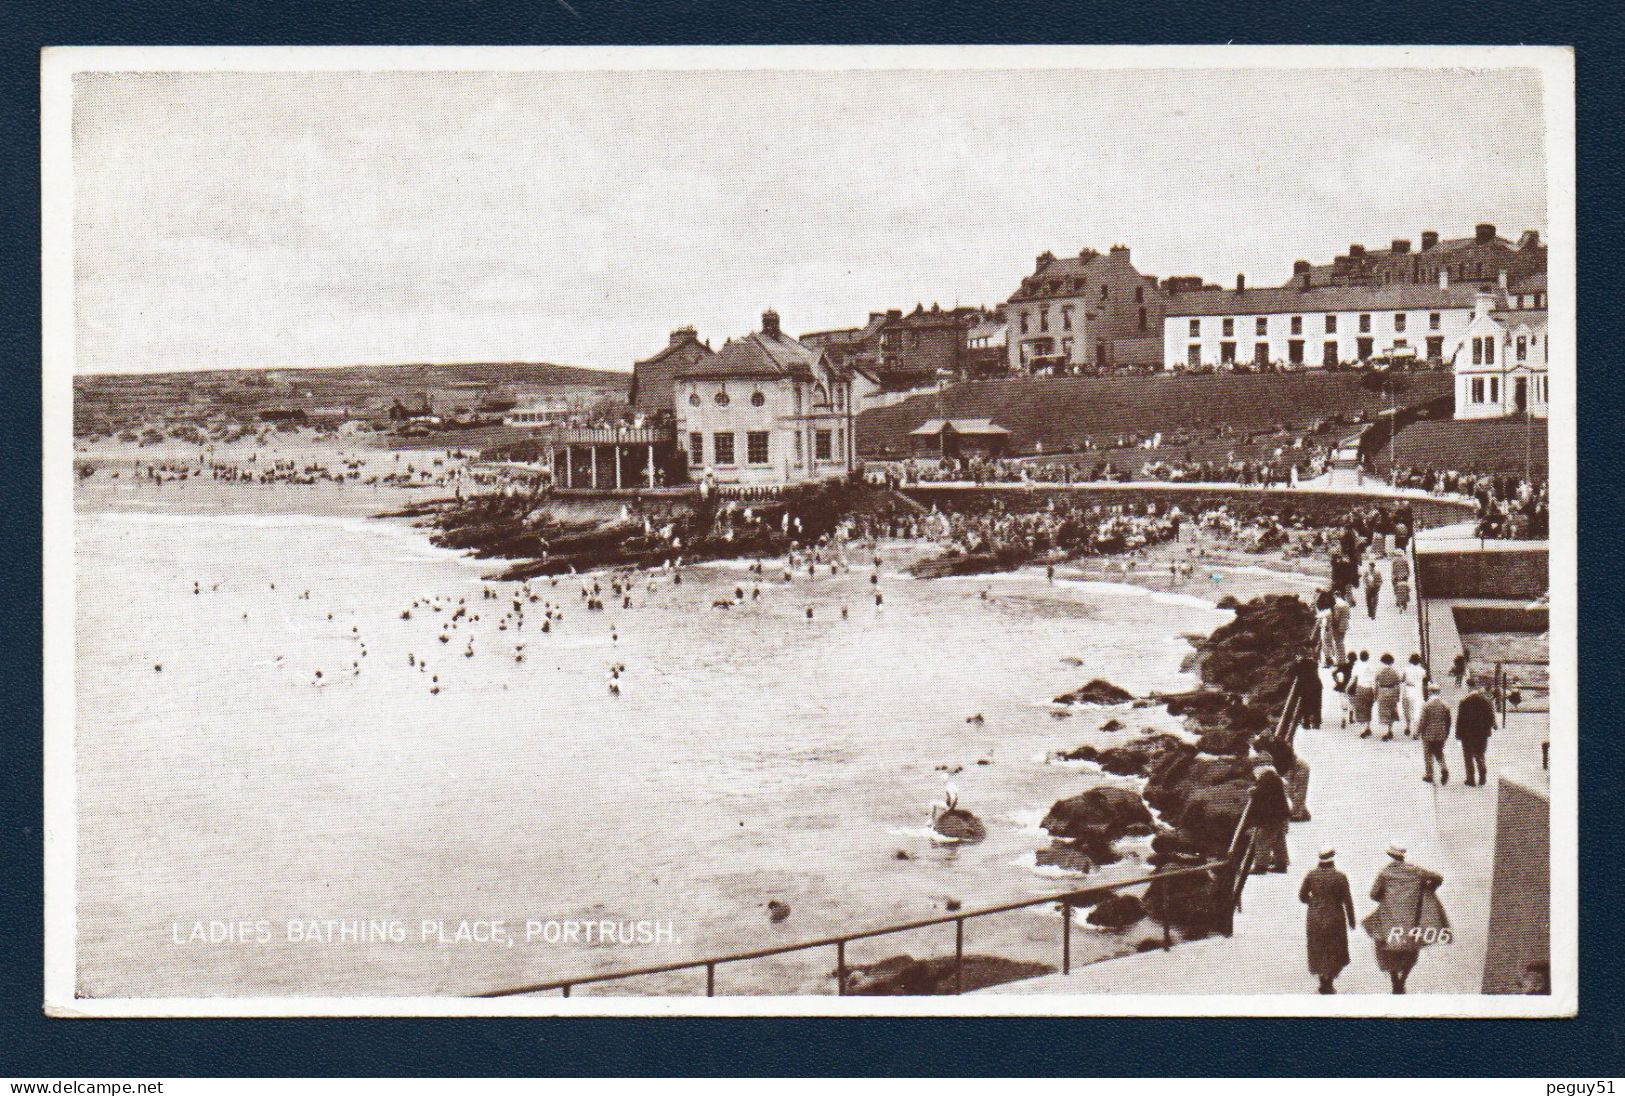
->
xmin=991 ymin=549 xmax=1546 ymax=997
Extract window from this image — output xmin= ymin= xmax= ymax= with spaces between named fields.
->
xmin=814 ymin=429 xmax=833 ymax=461
xmin=714 ymin=389 xmax=730 ymax=406
xmin=1135 ymin=285 xmax=1145 ymax=303
xmin=1255 ymin=317 xmax=1267 ymax=336
xmin=713 ymin=432 xmax=735 ymax=465
xmin=688 ymin=392 xmax=701 ymax=407
xmin=1138 ymin=308 xmax=1147 ymax=331
xmin=1219 ymin=341 xmax=1236 ymax=364
xmin=1254 ymin=342 xmax=1269 ymax=366
xmin=1393 ymin=313 xmax=1407 ymax=333
xmin=1393 ymin=339 xmax=1408 ymax=349
xmin=1357 ymin=337 xmax=1373 ymax=361
xmin=1099 ymin=285 xmax=1109 ymax=301
xmin=1290 ymin=315 xmax=1303 ymax=335
xmin=1472 ymin=338 xmax=1483 ymax=366
xmin=688 ymin=432 xmax=703 ymax=467
xmin=1325 ymin=314 xmax=1338 ymax=334
xmin=793 ymin=430 xmax=803 ymax=466
xmin=1359 ymin=314 xmax=1372 ymax=333
xmin=1323 ymin=340 xmax=1338 ymax=365
xmin=1516 ymin=336 xmax=1527 ymax=361
xmin=1429 ymin=312 xmax=1441 ymax=331
xmin=1061 ymin=338 xmax=1073 ymax=358
xmin=746 ymin=431 xmax=770 ymax=466
xmin=1485 ymin=337 xmax=1495 ymax=364
xmin=1288 ymin=340 xmax=1304 ymax=364
xmin=1222 ymin=318 xmax=1235 ymax=337
xmin=1488 ymin=377 xmax=1500 ymax=403
xmin=1020 ymin=311 xmax=1030 ymax=335
xmin=1038 ymin=307 xmax=1048 ymax=333
xmin=1471 ymin=377 xmax=1485 ymax=402
xmin=751 ymin=390 xmax=766 ymax=407
xmin=1187 ymin=344 xmax=1202 ymax=367
xmin=1188 ymin=318 xmax=1200 ymax=337
xmin=1426 ymin=336 xmax=1444 ymax=360
xmin=1061 ymin=305 xmax=1073 ymax=331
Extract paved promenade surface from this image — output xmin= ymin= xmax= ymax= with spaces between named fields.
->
xmin=991 ymin=551 xmax=1548 ymax=996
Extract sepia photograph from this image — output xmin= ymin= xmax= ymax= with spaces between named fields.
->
xmin=40 ymin=45 xmax=1575 ymax=1017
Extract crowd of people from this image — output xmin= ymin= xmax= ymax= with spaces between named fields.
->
xmin=1387 ymin=466 xmax=1549 ymax=540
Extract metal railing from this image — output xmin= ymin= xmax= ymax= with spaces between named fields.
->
xmin=474 ymin=861 xmax=1225 ymax=999
xmin=1492 ymin=659 xmax=1550 ymax=720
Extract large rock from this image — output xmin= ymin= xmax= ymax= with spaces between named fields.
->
xmin=843 ymin=954 xmax=1054 ymax=995
xmin=1041 ymin=786 xmax=1154 ymax=858
xmin=1059 ymin=733 xmax=1192 ymax=777
xmin=1055 ymin=679 xmax=1137 ymax=706
xmin=1084 ymin=893 xmax=1146 ymax=930
xmin=931 ymin=808 xmax=986 ymax=843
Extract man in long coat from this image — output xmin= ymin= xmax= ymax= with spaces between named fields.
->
xmin=1363 ymin=843 xmax=1448 ymax=994
xmin=1457 ymin=686 xmax=1497 ymax=787
xmin=1299 ymin=847 xmax=1357 ymax=993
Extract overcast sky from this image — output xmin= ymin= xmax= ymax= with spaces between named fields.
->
xmin=71 ymin=65 xmax=1548 ymax=375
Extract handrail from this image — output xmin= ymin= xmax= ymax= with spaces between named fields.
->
xmin=473 ymin=860 xmax=1225 ymax=998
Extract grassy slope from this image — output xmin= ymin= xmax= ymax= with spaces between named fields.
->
xmin=856 ymin=371 xmax=1453 ymax=457
xmin=1366 ymin=416 xmax=1549 ymax=477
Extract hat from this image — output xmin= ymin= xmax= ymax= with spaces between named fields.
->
xmin=1318 ymin=848 xmax=1336 ymax=863
xmin=1253 ymin=760 xmax=1275 ymax=775
xmin=1386 ymin=843 xmax=1407 ymax=860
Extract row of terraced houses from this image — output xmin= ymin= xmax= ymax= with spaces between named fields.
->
xmin=607 ymin=221 xmax=1550 ymax=488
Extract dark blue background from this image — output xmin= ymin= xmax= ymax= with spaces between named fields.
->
xmin=3 ymin=0 xmax=1620 ymax=1077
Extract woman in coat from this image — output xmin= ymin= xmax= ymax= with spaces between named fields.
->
xmin=1363 ymin=843 xmax=1449 ymax=994
xmin=1299 ymin=848 xmax=1357 ymax=993
xmin=1294 ymin=655 xmax=1324 ymax=731
xmin=1374 ymin=653 xmax=1403 ymax=741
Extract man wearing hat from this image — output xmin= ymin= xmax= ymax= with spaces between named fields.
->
xmin=1246 ymin=759 xmax=1293 ymax=874
xmin=1298 ymin=848 xmax=1357 ymax=994
xmin=1416 ymin=682 xmax=1453 ymax=784
xmin=1363 ymin=843 xmax=1448 ymax=994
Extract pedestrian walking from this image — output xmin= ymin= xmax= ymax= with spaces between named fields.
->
xmin=1400 ymin=653 xmax=1428 ymax=736
xmin=1332 ymin=651 xmax=1357 ymax=727
xmin=1300 ymin=848 xmax=1356 ymax=993
xmin=1331 ymin=595 xmax=1351 ymax=664
xmin=1352 ymin=650 xmax=1378 ymax=737
xmin=1374 ymin=653 xmax=1402 ymax=741
xmin=1417 ymin=682 xmax=1452 ymax=784
xmin=1457 ymin=685 xmax=1497 ymax=787
xmin=1363 ymin=843 xmax=1449 ymax=994
xmin=1246 ymin=760 xmax=1292 ymax=874
xmin=1362 ymin=560 xmax=1384 ymax=620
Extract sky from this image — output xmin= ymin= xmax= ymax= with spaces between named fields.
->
xmin=70 ymin=64 xmax=1549 ymax=375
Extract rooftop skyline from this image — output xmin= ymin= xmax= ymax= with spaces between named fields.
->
xmin=71 ymin=63 xmax=1549 ymax=375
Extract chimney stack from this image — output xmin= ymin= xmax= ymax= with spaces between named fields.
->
xmin=1293 ymin=259 xmax=1311 ymax=274
xmin=1499 ymin=269 xmax=1509 ymax=289
xmin=1348 ymin=243 xmax=1366 ymax=258
xmin=1109 ymin=244 xmax=1130 ymax=259
xmin=1439 ymin=268 xmax=1449 ymax=289
xmin=1475 ymin=223 xmax=1496 ymax=244
xmin=670 ymin=325 xmax=696 ymax=347
xmin=1036 ymin=250 xmax=1055 ymax=272
xmin=1391 ymin=239 xmax=1411 ymax=254
xmin=1519 ymin=229 xmax=1541 ymax=250
xmin=1235 ymin=273 xmax=1246 ymax=292
xmin=1474 ymin=288 xmax=1496 ymax=317
xmin=761 ymin=310 xmax=781 ymax=337
xmin=1421 ymin=230 xmax=1439 ymax=250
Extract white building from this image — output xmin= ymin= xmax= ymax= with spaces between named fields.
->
xmin=1161 ymin=275 xmax=1493 ymax=371
xmin=1454 ymin=289 xmax=1550 ymax=420
xmin=502 ymin=394 xmax=576 ymax=427
xmin=673 ymin=311 xmax=856 ymax=487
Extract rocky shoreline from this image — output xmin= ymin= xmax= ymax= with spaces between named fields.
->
xmin=1042 ymin=593 xmax=1314 ymax=937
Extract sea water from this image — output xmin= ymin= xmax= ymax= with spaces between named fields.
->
xmin=72 ymin=488 xmax=1230 ymax=997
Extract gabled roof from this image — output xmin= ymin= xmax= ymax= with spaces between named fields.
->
xmin=635 ymin=332 xmax=712 ymax=368
xmin=910 ymin=418 xmax=1010 ymax=436
xmin=677 ymin=329 xmax=819 ymax=381
xmin=1490 ymin=309 xmax=1548 ymax=331
xmin=1165 ymin=283 xmax=1497 ymax=318
xmin=1509 ymin=272 xmax=1547 ymax=294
